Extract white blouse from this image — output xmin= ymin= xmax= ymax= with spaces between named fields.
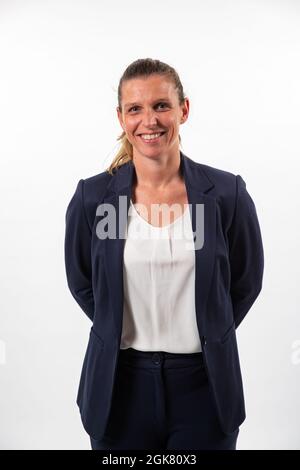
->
xmin=120 ymin=198 xmax=202 ymax=354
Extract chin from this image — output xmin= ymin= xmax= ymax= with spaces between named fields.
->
xmin=141 ymin=150 xmax=164 ymax=158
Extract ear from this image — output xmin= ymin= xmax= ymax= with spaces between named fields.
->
xmin=180 ymin=97 xmax=190 ymax=124
xmin=117 ymin=106 xmax=126 ymax=132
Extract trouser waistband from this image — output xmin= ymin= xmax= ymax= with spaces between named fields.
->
xmin=118 ymin=347 xmax=204 ymax=369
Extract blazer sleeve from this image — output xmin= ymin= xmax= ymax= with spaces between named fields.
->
xmin=64 ymin=179 xmax=94 ymax=322
xmin=228 ymin=174 xmax=264 ymax=329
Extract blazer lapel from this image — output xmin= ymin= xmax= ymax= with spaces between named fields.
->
xmin=102 ymin=151 xmax=216 ymax=342
xmin=180 ymin=152 xmax=216 ymax=338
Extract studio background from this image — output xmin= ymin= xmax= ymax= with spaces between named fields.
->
xmin=0 ymin=0 xmax=299 ymax=449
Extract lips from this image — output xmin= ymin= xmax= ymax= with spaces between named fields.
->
xmin=138 ymin=132 xmax=166 ymax=136
xmin=139 ymin=132 xmax=166 ymax=143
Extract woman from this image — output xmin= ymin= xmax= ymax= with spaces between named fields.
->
xmin=64 ymin=58 xmax=264 ymax=450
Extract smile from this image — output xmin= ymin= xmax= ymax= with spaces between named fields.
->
xmin=139 ymin=132 xmax=166 ymax=142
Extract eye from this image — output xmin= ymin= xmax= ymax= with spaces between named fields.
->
xmin=157 ymin=102 xmax=168 ymax=109
xmin=128 ymin=102 xmax=169 ymax=113
xmin=129 ymin=106 xmax=139 ymax=112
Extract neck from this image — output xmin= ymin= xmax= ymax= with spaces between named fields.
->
xmin=132 ymin=149 xmax=182 ymax=191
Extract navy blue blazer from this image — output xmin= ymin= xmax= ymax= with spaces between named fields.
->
xmin=64 ymin=151 xmax=264 ymax=440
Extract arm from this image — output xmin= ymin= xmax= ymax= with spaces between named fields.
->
xmin=228 ymin=175 xmax=264 ymax=328
xmin=64 ymin=179 xmax=94 ymax=322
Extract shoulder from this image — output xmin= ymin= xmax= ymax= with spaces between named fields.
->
xmin=194 ymin=160 xmax=239 ymax=230
xmin=82 ymin=169 xmax=113 ymax=199
xmin=193 ymin=160 xmax=238 ymax=203
xmin=197 ymin=161 xmax=237 ymax=188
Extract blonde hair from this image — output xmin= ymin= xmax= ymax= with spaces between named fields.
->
xmin=106 ymin=58 xmax=186 ymax=175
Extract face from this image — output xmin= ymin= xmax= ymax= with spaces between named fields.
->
xmin=117 ymin=75 xmax=189 ymax=160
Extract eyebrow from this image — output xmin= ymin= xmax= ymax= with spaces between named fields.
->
xmin=124 ymin=98 xmax=170 ymax=109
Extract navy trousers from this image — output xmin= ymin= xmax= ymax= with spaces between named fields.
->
xmin=90 ymin=347 xmax=239 ymax=450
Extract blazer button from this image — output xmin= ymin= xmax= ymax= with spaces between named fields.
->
xmin=202 ymin=336 xmax=207 ymax=346
xmin=152 ymin=353 xmax=161 ymax=365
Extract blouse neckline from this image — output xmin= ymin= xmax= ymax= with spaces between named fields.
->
xmin=129 ymin=198 xmax=189 ymax=230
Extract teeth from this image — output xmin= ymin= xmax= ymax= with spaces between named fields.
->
xmin=140 ymin=132 xmax=163 ymax=140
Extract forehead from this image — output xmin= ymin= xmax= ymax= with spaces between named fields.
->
xmin=122 ymin=75 xmax=176 ymax=102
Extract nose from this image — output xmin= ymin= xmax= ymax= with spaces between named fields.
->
xmin=143 ymin=109 xmax=159 ymax=126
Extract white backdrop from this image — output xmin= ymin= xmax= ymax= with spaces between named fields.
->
xmin=0 ymin=0 xmax=299 ymax=450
